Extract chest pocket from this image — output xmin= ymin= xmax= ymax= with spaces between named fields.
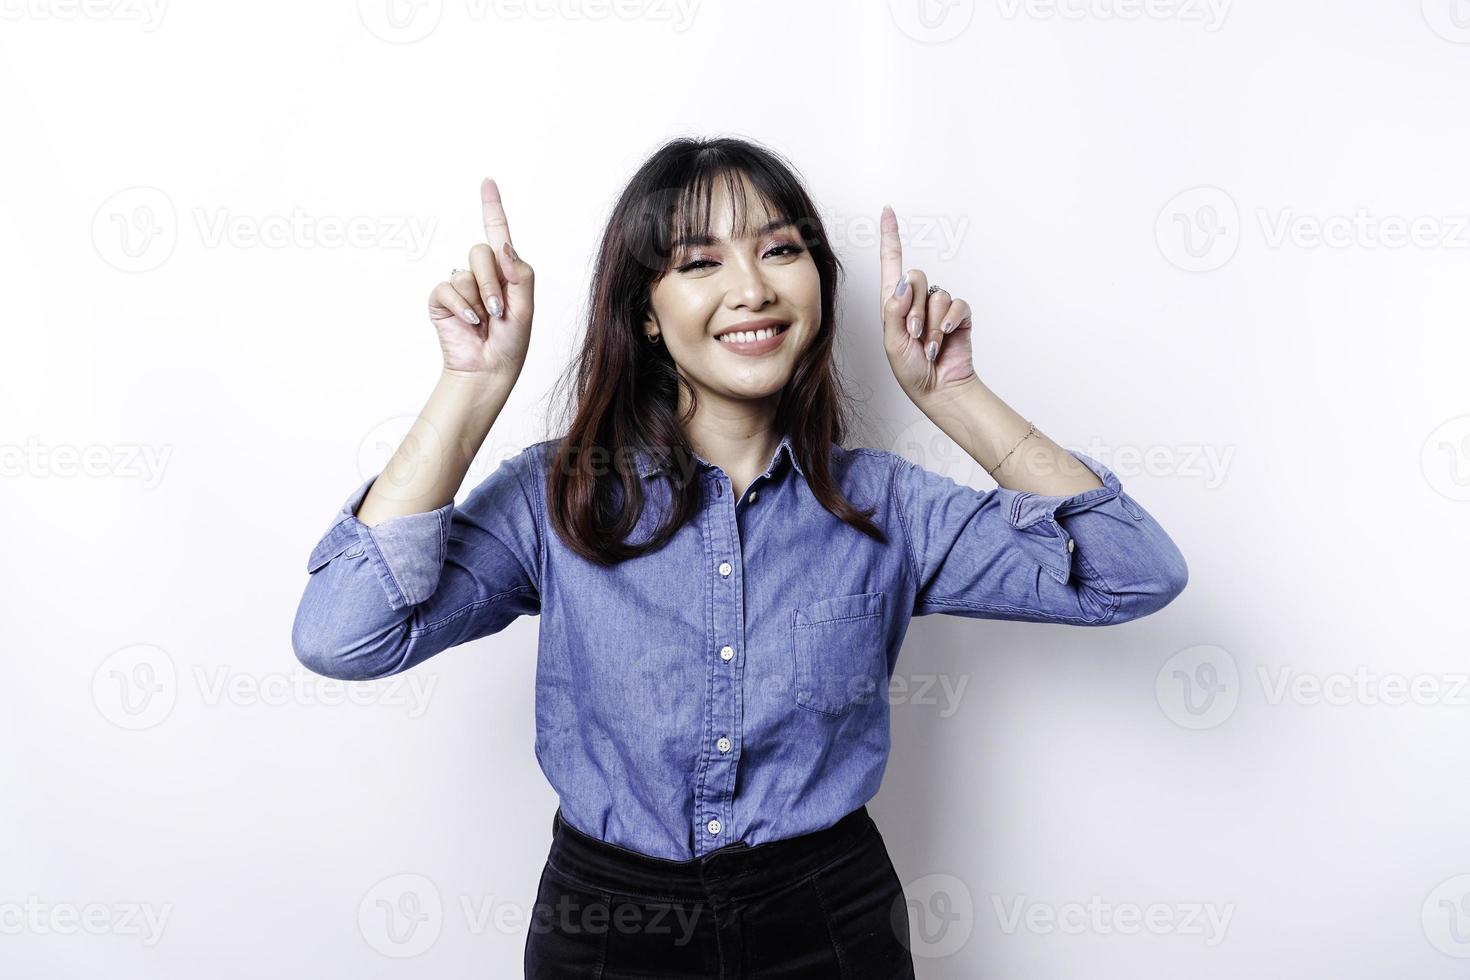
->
xmin=791 ymin=591 xmax=886 ymax=717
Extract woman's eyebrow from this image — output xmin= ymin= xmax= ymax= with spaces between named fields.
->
xmin=672 ymin=218 xmax=794 ymax=249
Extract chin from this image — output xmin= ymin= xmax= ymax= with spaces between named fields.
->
xmin=733 ymin=378 xmax=794 ymax=401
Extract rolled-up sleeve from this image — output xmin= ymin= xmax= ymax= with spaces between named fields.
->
xmin=291 ymin=445 xmax=544 ymax=680
xmin=889 ymin=449 xmax=1188 ymax=626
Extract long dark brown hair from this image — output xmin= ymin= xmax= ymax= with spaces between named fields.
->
xmin=544 ymin=135 xmax=885 ymax=565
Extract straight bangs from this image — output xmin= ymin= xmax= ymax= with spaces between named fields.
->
xmin=634 ymin=158 xmax=824 ymax=280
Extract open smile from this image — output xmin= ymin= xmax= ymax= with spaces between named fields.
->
xmin=714 ymin=321 xmax=791 ymax=355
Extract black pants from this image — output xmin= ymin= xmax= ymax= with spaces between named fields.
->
xmin=524 ymin=805 xmax=916 ymax=978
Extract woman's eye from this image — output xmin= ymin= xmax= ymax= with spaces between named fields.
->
xmin=675 ymin=243 xmax=802 ymax=273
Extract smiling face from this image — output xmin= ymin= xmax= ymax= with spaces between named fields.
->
xmin=642 ymin=172 xmax=822 ymax=411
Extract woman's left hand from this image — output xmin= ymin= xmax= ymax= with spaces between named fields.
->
xmin=879 ymin=205 xmax=976 ymax=404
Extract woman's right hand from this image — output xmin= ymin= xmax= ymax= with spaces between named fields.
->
xmin=427 ymin=178 xmax=536 ymax=381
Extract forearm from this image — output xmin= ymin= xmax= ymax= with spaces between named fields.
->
xmin=356 ymin=370 xmax=513 ymax=526
xmin=914 ymin=377 xmax=1103 ymax=496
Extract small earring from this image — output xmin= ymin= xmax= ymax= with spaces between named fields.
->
xmin=647 ymin=333 xmax=661 ymax=344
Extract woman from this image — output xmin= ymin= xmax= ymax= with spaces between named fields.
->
xmin=292 ymin=136 xmax=1189 ymax=978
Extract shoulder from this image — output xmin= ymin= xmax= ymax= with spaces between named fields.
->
xmin=523 ymin=436 xmax=561 ymax=464
xmin=836 ymin=444 xmax=970 ymax=502
xmin=833 ymin=444 xmax=902 ymax=474
xmin=828 ymin=444 xmax=906 ymax=498
xmin=838 ymin=444 xmax=897 ymax=464
xmin=462 ymin=439 xmax=560 ymax=509
xmin=508 ymin=437 xmax=564 ymax=481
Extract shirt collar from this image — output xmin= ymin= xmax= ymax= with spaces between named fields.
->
xmin=636 ymin=432 xmax=805 ymax=481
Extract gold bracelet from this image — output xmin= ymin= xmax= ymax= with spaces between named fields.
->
xmin=985 ymin=422 xmax=1036 ymax=477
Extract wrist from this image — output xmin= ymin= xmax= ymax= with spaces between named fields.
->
xmin=912 ymin=374 xmax=985 ymax=422
xmin=438 ymin=367 xmax=516 ymax=399
xmin=428 ymin=370 xmax=515 ymax=444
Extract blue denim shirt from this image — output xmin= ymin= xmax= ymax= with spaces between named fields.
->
xmin=292 ymin=433 xmax=1188 ymax=860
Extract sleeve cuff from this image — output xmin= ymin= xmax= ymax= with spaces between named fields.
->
xmin=990 ymin=451 xmax=1124 ymax=585
xmin=305 ymin=476 xmax=456 ymax=610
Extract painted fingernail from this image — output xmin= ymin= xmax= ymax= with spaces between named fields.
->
xmin=461 ymin=308 xmax=480 ymax=325
xmin=894 ymin=276 xmax=908 ymax=298
xmin=908 ymin=316 xmax=922 ymax=338
xmin=926 ymin=340 xmax=938 ymax=362
xmin=488 ymin=296 xmax=503 ymax=319
xmin=941 ymin=319 xmax=954 ymax=334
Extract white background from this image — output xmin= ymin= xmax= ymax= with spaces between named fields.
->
xmin=3 ymin=0 xmax=1469 ymax=976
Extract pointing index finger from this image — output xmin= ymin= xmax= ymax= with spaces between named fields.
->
xmin=481 ymin=177 xmax=513 ymax=251
xmin=879 ymin=204 xmax=902 ymax=298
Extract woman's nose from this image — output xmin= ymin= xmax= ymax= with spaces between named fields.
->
xmin=728 ymin=257 xmax=775 ymax=307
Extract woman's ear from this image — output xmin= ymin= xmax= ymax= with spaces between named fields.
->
xmin=642 ymin=306 xmax=660 ymax=342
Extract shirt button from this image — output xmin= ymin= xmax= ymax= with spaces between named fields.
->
xmin=717 ymin=736 xmax=731 ymax=752
xmin=1066 ymin=538 xmax=1075 ymax=553
xmin=720 ymin=645 xmax=734 ymax=661
xmin=748 ymin=490 xmax=758 ymax=504
xmin=706 ymin=818 xmax=722 ymax=836
xmin=718 ymin=561 xmax=732 ymax=576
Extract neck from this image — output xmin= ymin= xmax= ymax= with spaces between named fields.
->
xmin=679 ymin=390 xmax=781 ymax=495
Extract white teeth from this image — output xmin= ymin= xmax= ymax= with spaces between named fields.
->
xmin=717 ymin=324 xmax=786 ymax=344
